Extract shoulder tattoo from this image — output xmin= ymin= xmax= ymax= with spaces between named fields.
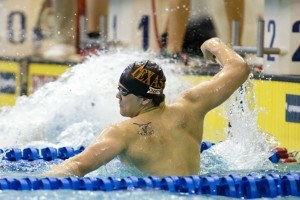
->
xmin=133 ymin=122 xmax=154 ymax=136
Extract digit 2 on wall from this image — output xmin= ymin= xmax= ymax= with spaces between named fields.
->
xmin=292 ymin=20 xmax=300 ymax=62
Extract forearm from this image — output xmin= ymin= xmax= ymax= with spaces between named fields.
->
xmin=44 ymin=145 xmax=113 ymax=177
xmin=43 ymin=127 xmax=125 ymax=178
xmin=44 ymin=158 xmax=84 ymax=177
xmin=192 ymin=38 xmax=251 ymax=110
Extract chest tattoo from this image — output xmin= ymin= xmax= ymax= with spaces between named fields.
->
xmin=133 ymin=122 xmax=154 ymax=136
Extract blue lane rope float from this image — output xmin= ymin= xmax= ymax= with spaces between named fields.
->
xmin=0 ymin=143 xmax=299 ymax=198
xmin=0 ymin=173 xmax=299 ymax=198
xmin=0 ymin=142 xmax=297 ymax=163
xmin=2 ymin=146 xmax=86 ymax=162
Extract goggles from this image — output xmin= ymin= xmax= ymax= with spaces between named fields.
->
xmin=118 ymin=86 xmax=131 ymax=96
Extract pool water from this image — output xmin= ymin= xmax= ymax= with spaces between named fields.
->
xmin=0 ymin=50 xmax=299 ymax=199
xmin=0 ymin=190 xmax=231 ymax=200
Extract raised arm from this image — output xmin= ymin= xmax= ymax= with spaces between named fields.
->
xmin=181 ymin=37 xmax=250 ymax=114
xmin=44 ymin=125 xmax=127 ymax=177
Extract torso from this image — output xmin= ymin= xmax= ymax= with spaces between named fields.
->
xmin=119 ymin=102 xmax=204 ymax=176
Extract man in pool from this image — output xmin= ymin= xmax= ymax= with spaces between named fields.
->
xmin=46 ymin=37 xmax=250 ymax=177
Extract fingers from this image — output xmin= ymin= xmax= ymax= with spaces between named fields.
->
xmin=201 ymin=37 xmax=222 ymax=61
xmin=201 ymin=37 xmax=224 ymax=62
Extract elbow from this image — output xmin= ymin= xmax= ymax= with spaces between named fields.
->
xmin=243 ymin=62 xmax=251 ymax=80
xmin=244 ymin=61 xmax=251 ymax=74
xmin=237 ymin=59 xmax=250 ymax=81
xmin=228 ymin=56 xmax=251 ymax=75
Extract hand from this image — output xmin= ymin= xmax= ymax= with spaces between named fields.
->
xmin=200 ymin=37 xmax=223 ymax=62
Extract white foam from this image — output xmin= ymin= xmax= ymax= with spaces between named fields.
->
xmin=201 ymin=80 xmax=279 ymax=173
xmin=0 ymin=50 xmax=189 ymax=148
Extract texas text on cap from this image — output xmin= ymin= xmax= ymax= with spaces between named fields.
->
xmin=119 ymin=60 xmax=166 ymax=99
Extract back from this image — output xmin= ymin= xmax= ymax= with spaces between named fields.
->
xmin=119 ymin=103 xmax=203 ymax=176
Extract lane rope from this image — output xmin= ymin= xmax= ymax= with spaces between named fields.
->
xmin=0 ymin=142 xmax=298 ymax=163
xmin=0 ymin=173 xmax=299 ymax=198
xmin=0 ymin=142 xmax=299 ymax=198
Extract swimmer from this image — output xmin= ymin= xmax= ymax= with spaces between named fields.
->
xmin=45 ymin=37 xmax=250 ymax=177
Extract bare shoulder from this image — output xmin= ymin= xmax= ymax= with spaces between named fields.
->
xmin=109 ymin=119 xmax=138 ymax=138
xmin=94 ymin=120 xmax=134 ymax=143
xmin=172 ymin=91 xmax=207 ymax=115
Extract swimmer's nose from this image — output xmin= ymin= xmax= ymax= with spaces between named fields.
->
xmin=116 ymin=90 xmax=121 ymax=99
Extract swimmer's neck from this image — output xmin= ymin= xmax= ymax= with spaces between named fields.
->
xmin=137 ymin=102 xmax=165 ymax=116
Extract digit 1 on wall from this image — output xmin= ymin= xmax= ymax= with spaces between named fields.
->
xmin=113 ymin=15 xmax=117 ymax=42
xmin=138 ymin=15 xmax=149 ymax=51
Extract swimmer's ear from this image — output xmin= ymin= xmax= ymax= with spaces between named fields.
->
xmin=141 ymin=98 xmax=151 ymax=105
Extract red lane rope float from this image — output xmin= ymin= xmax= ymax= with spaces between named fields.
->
xmin=272 ymin=147 xmax=297 ymax=163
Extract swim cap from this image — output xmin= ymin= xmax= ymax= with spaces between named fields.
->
xmin=119 ymin=60 xmax=166 ymax=99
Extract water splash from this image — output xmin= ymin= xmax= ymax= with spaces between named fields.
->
xmin=0 ymin=50 xmax=189 ymax=149
xmin=201 ymin=79 xmax=279 ymax=174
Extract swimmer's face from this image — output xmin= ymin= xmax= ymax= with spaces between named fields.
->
xmin=116 ymin=84 xmax=144 ymax=118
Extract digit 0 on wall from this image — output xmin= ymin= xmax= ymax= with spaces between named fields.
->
xmin=0 ymin=0 xmax=44 ymax=57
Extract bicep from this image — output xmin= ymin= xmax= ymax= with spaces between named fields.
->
xmin=69 ymin=127 xmax=126 ymax=176
xmin=181 ymin=65 xmax=249 ymax=112
xmin=77 ymin=137 xmax=124 ymax=174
